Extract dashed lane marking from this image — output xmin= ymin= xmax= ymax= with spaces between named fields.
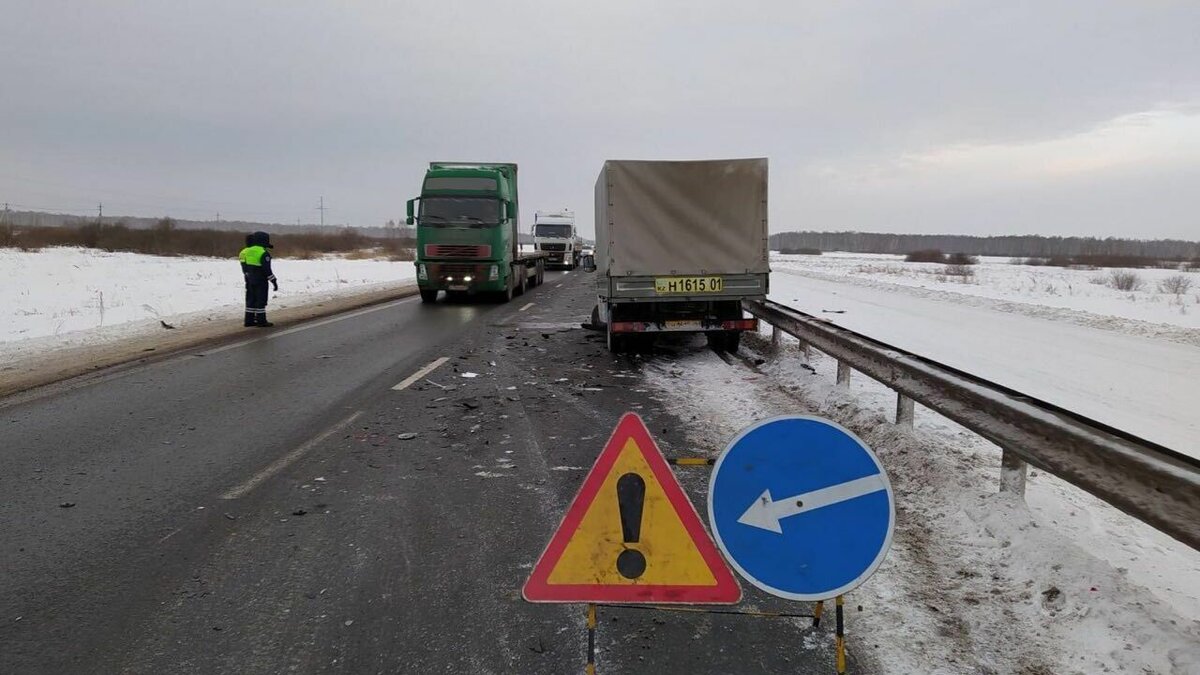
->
xmin=392 ymin=356 xmax=450 ymax=391
xmin=519 ymin=302 xmax=535 ymax=312
xmin=220 ymin=410 xmax=364 ymax=500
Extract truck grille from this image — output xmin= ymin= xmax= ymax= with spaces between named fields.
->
xmin=539 ymin=243 xmax=567 ymax=251
xmin=431 ymin=263 xmax=483 ymax=278
xmin=425 ymin=244 xmax=491 ymax=258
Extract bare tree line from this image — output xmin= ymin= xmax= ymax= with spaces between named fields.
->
xmin=770 ymin=231 xmax=1200 ymax=260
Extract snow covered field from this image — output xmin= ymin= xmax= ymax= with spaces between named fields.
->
xmin=642 ymin=337 xmax=1200 ymax=674
xmin=1 ymin=247 xmax=415 ymax=358
xmin=770 ymin=253 xmax=1200 ymax=456
xmin=774 ymin=252 xmax=1200 ymax=331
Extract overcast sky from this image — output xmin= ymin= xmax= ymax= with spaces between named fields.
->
xmin=2 ymin=1 xmax=1197 ymax=239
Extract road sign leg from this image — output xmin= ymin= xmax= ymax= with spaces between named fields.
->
xmin=586 ymin=603 xmax=597 ymax=675
xmin=813 ymin=600 xmax=824 ymax=628
xmin=835 ymin=595 xmax=846 ymax=674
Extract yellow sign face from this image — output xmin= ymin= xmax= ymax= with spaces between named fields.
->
xmin=654 ymin=276 xmax=724 ymax=294
xmin=547 ymin=438 xmax=717 ymax=586
xmin=523 ymin=413 xmax=741 ymax=604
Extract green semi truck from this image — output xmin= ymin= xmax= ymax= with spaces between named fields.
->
xmin=407 ymin=162 xmax=548 ymax=303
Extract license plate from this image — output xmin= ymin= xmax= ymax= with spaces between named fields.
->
xmin=448 ymin=285 xmax=468 ymax=291
xmin=665 ymin=320 xmax=701 ymax=330
xmin=654 ymin=276 xmax=724 ymax=294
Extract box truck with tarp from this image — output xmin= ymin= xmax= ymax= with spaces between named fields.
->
xmin=589 ymin=158 xmax=769 ymax=352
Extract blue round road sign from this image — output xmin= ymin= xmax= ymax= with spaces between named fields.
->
xmin=708 ymin=416 xmax=895 ymax=601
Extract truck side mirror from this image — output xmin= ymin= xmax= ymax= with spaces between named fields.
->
xmin=406 ymin=199 xmax=416 ymax=226
xmin=581 ymin=254 xmax=596 ymax=272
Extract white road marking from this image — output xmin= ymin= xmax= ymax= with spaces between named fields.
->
xmin=519 ymin=302 xmax=535 ymax=312
xmin=738 ymin=474 xmax=887 ymax=533
xmin=220 ymin=410 xmax=364 ymax=500
xmin=392 ymin=356 xmax=450 ymax=391
xmin=555 ymin=284 xmax=563 ymax=289
xmin=200 ymin=296 xmax=417 ymax=356
xmin=157 ymin=527 xmax=183 ymax=544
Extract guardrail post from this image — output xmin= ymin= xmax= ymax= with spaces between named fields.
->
xmin=771 ymin=324 xmax=782 ymax=352
xmin=999 ymin=449 xmax=1028 ymax=496
xmin=798 ymin=339 xmax=812 ymax=360
xmin=895 ymin=394 xmax=914 ymax=428
xmin=836 ymin=361 xmax=851 ymax=389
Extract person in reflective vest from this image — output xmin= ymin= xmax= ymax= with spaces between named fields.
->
xmin=239 ymin=231 xmax=279 ymax=327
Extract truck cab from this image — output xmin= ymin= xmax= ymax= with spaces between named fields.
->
xmin=408 ymin=162 xmax=545 ymax=303
xmin=532 ymin=209 xmax=581 ymax=270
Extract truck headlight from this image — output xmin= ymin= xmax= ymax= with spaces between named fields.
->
xmin=463 ymin=275 xmax=473 ymax=282
xmin=489 ymin=265 xmax=499 ymax=281
xmin=417 ymin=264 xmax=428 ymax=281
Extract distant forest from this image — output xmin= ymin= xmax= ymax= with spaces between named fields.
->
xmin=769 ymin=231 xmax=1200 ymax=260
xmin=0 ymin=209 xmax=547 ymax=244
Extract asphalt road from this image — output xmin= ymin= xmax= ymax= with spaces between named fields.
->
xmin=1 ymin=270 xmax=853 ymax=674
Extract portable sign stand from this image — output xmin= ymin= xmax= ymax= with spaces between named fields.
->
xmin=523 ymin=413 xmax=893 ymax=673
xmin=709 ymin=415 xmax=897 ymax=673
xmin=523 ymin=413 xmax=741 ymax=673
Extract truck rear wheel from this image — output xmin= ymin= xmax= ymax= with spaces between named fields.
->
xmin=606 ymin=327 xmax=624 ymax=353
xmin=419 ymin=289 xmax=438 ymax=304
xmin=707 ymin=331 xmax=741 ymax=353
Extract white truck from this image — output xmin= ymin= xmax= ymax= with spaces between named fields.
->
xmin=589 ymin=158 xmax=769 ymax=353
xmin=532 ymin=209 xmax=583 ymax=269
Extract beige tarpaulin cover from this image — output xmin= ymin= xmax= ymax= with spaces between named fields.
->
xmin=594 ymin=158 xmax=769 ymax=277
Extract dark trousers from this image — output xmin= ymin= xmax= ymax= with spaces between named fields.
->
xmin=244 ymin=282 xmax=269 ymax=325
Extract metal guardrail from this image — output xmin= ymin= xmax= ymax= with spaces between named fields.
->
xmin=744 ymin=299 xmax=1200 ymax=551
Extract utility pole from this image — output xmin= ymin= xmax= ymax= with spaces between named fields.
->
xmin=98 ymin=202 xmax=103 ymax=226
xmin=317 ymin=196 xmax=326 ymax=228
xmin=216 ymin=212 xmax=221 ymax=224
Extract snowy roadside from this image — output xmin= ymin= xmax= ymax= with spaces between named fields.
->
xmin=641 ymin=333 xmax=1200 ymax=674
xmin=772 ymin=252 xmax=1200 ymax=342
xmin=1 ymin=247 xmax=416 ymax=363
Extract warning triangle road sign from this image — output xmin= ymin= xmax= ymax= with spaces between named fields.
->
xmin=523 ymin=413 xmax=741 ymax=604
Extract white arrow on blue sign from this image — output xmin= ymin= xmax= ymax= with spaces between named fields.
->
xmin=708 ymin=415 xmax=895 ymax=601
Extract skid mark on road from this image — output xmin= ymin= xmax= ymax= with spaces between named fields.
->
xmin=220 ymin=409 xmax=363 ymax=499
xmin=392 ymin=356 xmax=450 ymax=391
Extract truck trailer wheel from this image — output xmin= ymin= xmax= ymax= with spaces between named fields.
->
xmin=419 ymin=289 xmax=438 ymax=304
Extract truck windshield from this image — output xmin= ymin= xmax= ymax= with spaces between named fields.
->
xmin=419 ymin=197 xmax=500 ymax=226
xmin=535 ymin=224 xmax=572 ymax=238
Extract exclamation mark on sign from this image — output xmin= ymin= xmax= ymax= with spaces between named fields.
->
xmin=616 ymin=473 xmax=647 ymax=579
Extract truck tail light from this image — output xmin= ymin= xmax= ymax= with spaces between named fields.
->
xmin=720 ymin=319 xmax=758 ymax=331
xmin=611 ymin=322 xmax=646 ymax=333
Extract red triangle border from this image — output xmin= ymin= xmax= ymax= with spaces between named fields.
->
xmin=523 ymin=412 xmax=741 ymax=604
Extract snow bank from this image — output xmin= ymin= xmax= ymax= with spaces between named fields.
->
xmin=641 ymin=334 xmax=1200 ymax=674
xmin=1 ymin=247 xmax=414 ymax=354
